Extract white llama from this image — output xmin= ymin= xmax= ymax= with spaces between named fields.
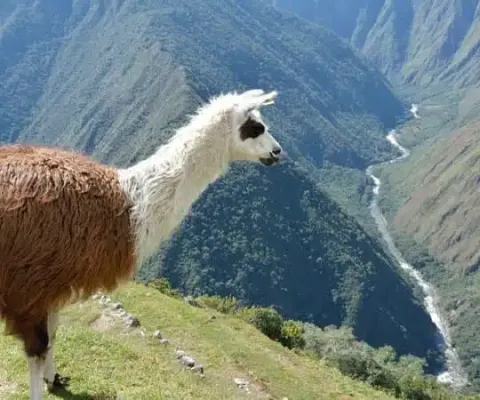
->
xmin=119 ymin=89 xmax=282 ymax=262
xmin=0 ymin=88 xmax=282 ymax=400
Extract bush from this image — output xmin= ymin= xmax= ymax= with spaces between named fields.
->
xmin=303 ymin=323 xmax=358 ymax=358
xmin=280 ymin=320 xmax=306 ymax=350
xmin=300 ymin=323 xmax=470 ymax=399
xmin=327 ymin=350 xmax=399 ymax=394
xmin=397 ymin=375 xmax=433 ymax=400
xmin=198 ymin=295 xmax=238 ymax=314
xmin=146 ymin=278 xmax=182 ymax=299
xmin=245 ymin=306 xmax=284 ymax=342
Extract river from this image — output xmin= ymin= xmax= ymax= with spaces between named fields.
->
xmin=366 ymin=106 xmax=468 ymax=388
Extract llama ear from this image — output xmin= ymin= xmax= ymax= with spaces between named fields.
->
xmin=239 ymin=89 xmax=265 ymax=98
xmin=239 ymin=91 xmax=278 ymax=115
xmin=259 ymin=90 xmax=278 ymax=105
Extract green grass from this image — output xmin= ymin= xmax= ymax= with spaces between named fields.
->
xmin=0 ymin=283 xmax=393 ymax=400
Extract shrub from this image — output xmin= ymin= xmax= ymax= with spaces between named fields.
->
xmin=327 ymin=350 xmax=399 ymax=393
xmin=397 ymin=375 xmax=433 ymax=400
xmin=198 ymin=295 xmax=238 ymax=314
xmin=146 ymin=278 xmax=182 ymax=299
xmin=280 ymin=320 xmax=306 ymax=349
xmin=303 ymin=323 xmax=359 ymax=358
xmin=245 ymin=306 xmax=284 ymax=341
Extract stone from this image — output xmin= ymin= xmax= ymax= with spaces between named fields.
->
xmin=180 ymin=356 xmax=196 ymax=368
xmin=99 ymin=295 xmax=111 ymax=307
xmin=234 ymin=377 xmax=249 ymax=387
xmin=125 ymin=315 xmax=140 ymax=327
xmin=191 ymin=364 xmax=204 ymax=375
xmin=111 ymin=302 xmax=124 ymax=311
xmin=159 ymin=339 xmax=170 ymax=345
xmin=175 ymin=350 xmax=186 ymax=359
xmin=183 ymin=296 xmax=204 ymax=308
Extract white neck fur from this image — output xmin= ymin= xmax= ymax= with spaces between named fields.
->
xmin=118 ymin=99 xmax=233 ymax=264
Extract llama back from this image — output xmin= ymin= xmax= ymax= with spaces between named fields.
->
xmin=0 ymin=144 xmax=136 ymax=327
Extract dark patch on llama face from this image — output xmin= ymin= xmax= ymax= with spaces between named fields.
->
xmin=240 ymin=117 xmax=265 ymax=141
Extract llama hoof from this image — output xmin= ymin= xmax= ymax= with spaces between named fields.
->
xmin=46 ymin=373 xmax=71 ymax=391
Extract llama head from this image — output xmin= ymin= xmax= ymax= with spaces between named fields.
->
xmin=229 ymin=89 xmax=283 ymax=166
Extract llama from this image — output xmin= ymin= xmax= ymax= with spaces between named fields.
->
xmin=0 ymin=88 xmax=282 ymax=400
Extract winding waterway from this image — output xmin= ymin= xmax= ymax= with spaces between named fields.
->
xmin=366 ymin=106 xmax=468 ymax=388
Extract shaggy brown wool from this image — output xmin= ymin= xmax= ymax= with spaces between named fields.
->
xmin=0 ymin=144 xmax=135 ymax=355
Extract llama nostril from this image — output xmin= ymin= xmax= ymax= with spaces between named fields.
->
xmin=272 ymin=147 xmax=282 ymax=155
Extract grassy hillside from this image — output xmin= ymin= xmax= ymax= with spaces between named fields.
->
xmin=0 ymin=282 xmax=396 ymax=400
xmin=274 ymin=0 xmax=480 ymax=91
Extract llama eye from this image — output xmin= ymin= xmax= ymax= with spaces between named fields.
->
xmin=240 ymin=118 xmax=265 ymax=141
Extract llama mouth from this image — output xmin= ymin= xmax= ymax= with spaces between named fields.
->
xmin=259 ymin=154 xmax=279 ymax=166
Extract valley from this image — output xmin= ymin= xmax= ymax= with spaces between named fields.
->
xmin=0 ymin=0 xmax=445 ymax=372
xmin=274 ymin=0 xmax=480 ymax=392
xmin=367 ymin=125 xmax=468 ymax=388
xmin=376 ymin=101 xmax=480 ymax=391
xmin=0 ymin=0 xmax=479 ymax=398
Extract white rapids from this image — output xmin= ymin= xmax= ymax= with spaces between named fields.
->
xmin=366 ymin=105 xmax=468 ymax=388
xmin=410 ymin=104 xmax=420 ymax=119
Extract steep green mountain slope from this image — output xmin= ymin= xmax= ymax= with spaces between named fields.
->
xmin=393 ymin=122 xmax=479 ymax=274
xmin=274 ymin=0 xmax=480 ymax=90
xmin=273 ymin=0 xmax=480 ymax=388
xmin=149 ymin=159 xmax=442 ymax=367
xmin=1 ymin=0 xmax=406 ymax=170
xmin=0 ymin=283 xmax=396 ymax=400
xmin=374 ymin=105 xmax=480 ymax=390
xmin=392 ymin=123 xmax=479 ymax=390
xmin=0 ymin=0 xmax=444 ymax=372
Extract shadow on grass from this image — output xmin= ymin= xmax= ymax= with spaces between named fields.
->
xmin=50 ymin=387 xmax=118 ymax=400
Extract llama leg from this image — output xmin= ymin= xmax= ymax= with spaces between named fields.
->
xmin=44 ymin=311 xmax=70 ymax=391
xmin=27 ymin=356 xmax=45 ymax=400
xmin=23 ymin=318 xmax=49 ymax=400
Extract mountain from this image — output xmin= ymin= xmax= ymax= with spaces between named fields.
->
xmin=0 ymin=0 xmax=408 ymax=171
xmin=393 ymin=122 xmax=479 ymax=274
xmin=149 ymin=159 xmax=443 ymax=366
xmin=274 ymin=0 xmax=480 ymax=90
xmin=0 ymin=0 xmax=444 ymax=372
xmin=272 ymin=0 xmax=480 ymax=389
xmin=376 ymin=106 xmax=480 ymax=390
xmin=392 ymin=122 xmax=480 ymax=390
